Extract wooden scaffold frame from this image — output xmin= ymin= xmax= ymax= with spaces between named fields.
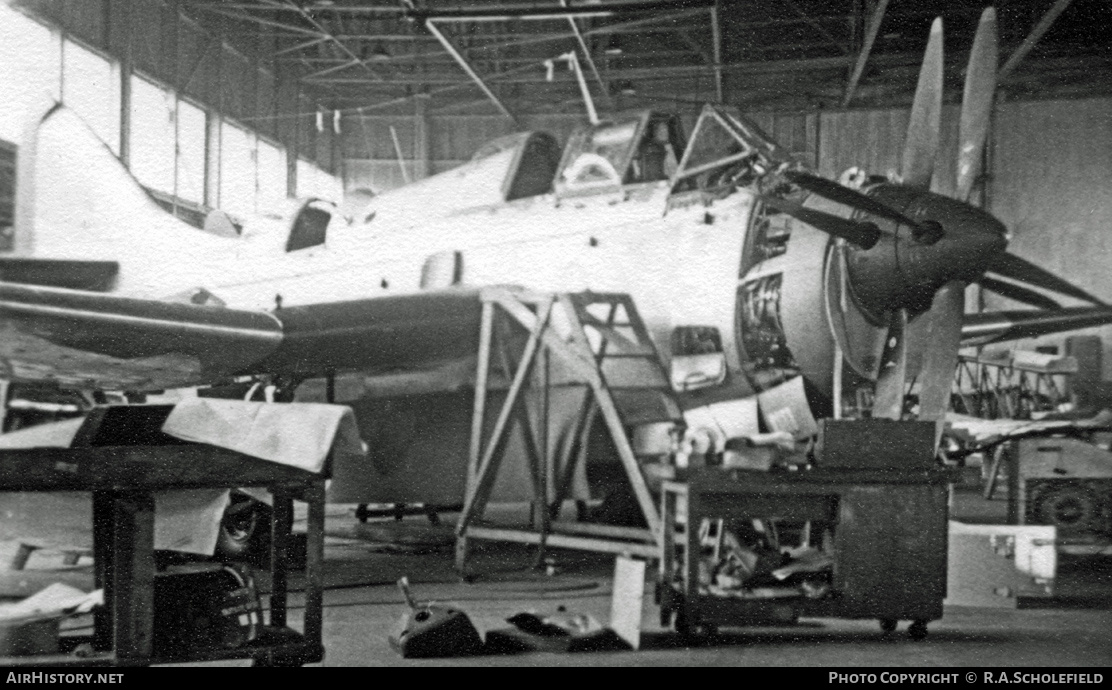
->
xmin=454 ymin=287 xmax=683 ymax=572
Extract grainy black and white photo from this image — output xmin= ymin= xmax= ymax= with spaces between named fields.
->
xmin=0 ymin=0 xmax=1109 ymax=671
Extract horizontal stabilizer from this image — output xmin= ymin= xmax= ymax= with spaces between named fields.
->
xmin=0 ymin=258 xmax=119 ymax=291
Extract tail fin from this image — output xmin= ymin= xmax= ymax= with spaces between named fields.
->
xmin=11 ymin=103 xmax=234 ymax=296
xmin=14 ymin=102 xmax=179 ymax=256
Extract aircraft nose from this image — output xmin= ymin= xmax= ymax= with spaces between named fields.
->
xmin=846 ymin=191 xmax=1008 ymax=316
xmin=918 ymin=198 xmax=1008 ymax=283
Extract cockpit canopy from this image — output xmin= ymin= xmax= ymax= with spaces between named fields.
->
xmin=554 ymin=111 xmax=685 ymax=197
xmin=670 ymin=104 xmax=790 ymax=194
xmin=470 ymin=131 xmax=562 ymax=202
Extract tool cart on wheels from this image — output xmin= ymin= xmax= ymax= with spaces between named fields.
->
xmin=657 ymin=420 xmax=955 ymax=640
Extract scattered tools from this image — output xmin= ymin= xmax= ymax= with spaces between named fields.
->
xmin=486 ymin=606 xmax=629 ymax=654
xmin=388 ymin=577 xmax=484 ymax=659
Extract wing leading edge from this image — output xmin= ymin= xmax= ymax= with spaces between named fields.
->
xmin=0 ymin=283 xmax=483 ymax=392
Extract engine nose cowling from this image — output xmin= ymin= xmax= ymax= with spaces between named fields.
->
xmin=845 ymin=184 xmax=1007 ymax=318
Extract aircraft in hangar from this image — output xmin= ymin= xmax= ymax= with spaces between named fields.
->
xmin=1 ymin=7 xmax=1110 ymax=531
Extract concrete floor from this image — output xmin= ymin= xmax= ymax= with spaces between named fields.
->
xmin=3 ymin=484 xmax=1111 ymax=667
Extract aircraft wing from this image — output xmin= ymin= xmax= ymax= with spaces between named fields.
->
xmin=0 ymin=282 xmax=482 ymax=392
xmin=961 ymin=306 xmax=1112 ymax=347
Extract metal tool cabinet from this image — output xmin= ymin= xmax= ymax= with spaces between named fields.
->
xmin=658 ymin=466 xmax=952 ymax=639
xmin=0 ymin=444 xmax=325 ymax=667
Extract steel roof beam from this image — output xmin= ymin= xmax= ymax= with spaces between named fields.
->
xmin=780 ymin=0 xmax=850 ymax=55
xmin=277 ymin=0 xmax=386 ymax=83
xmin=562 ymin=0 xmax=613 ymax=111
xmin=407 ymin=0 xmax=715 ymax=23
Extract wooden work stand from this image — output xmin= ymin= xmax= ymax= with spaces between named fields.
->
xmin=658 ymin=466 xmax=954 ymax=640
xmin=0 ymin=445 xmax=326 ymax=667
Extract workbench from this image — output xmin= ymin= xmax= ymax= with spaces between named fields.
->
xmin=0 ymin=444 xmax=326 ymax=667
xmin=658 ymin=466 xmax=953 ymax=639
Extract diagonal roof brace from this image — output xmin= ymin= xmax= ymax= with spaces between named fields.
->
xmin=998 ymin=0 xmax=1075 ymax=83
xmin=842 ymin=0 xmax=891 ymax=107
xmin=424 ymin=19 xmax=517 ymax=123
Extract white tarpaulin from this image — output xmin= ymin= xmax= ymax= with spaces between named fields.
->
xmin=161 ymin=398 xmax=365 ymax=474
xmin=0 ymin=400 xmax=364 ymax=555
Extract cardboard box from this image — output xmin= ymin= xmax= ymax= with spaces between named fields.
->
xmin=0 ymin=616 xmax=59 ymax=656
xmin=816 ymin=419 xmax=936 ymax=469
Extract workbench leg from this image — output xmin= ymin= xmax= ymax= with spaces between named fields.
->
xmin=92 ymin=491 xmax=115 ymax=652
xmin=681 ymin=491 xmax=699 ymax=639
xmin=303 ymin=482 xmax=326 ymax=651
xmin=454 ymin=532 xmax=471 ymax=576
xmin=658 ymin=488 xmax=677 ymax=626
xmin=111 ymin=492 xmax=155 ymax=666
xmin=269 ymin=490 xmax=293 ymax=629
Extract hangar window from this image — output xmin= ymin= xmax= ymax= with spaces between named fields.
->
xmin=175 ymin=100 xmax=206 ymax=205
xmin=219 ymin=121 xmax=256 ymax=218
xmin=128 ymin=74 xmax=176 ymax=195
xmin=257 ymin=138 xmax=288 ymax=215
xmin=62 ymin=39 xmax=120 ymax=154
xmin=0 ymin=5 xmax=60 ymax=144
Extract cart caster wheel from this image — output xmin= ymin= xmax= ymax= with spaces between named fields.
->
xmin=908 ymin=620 xmax=928 ymax=641
xmin=879 ymin=618 xmax=898 ymax=633
xmin=675 ymin=611 xmax=694 ymax=641
xmin=660 ymin=607 xmax=673 ymax=627
xmin=253 ymin=655 xmax=302 ymax=667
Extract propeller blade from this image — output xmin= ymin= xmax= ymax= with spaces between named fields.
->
xmin=955 ymin=8 xmax=998 ymax=202
xmin=978 ymin=276 xmax=1061 ymax=310
xmin=990 ymin=252 xmax=1106 ymax=305
xmin=917 ymin=281 xmax=964 ymax=427
xmin=784 ymin=170 xmax=922 ymax=229
xmin=963 ymin=306 xmax=1112 ymax=347
xmin=901 ymin=17 xmax=943 ymax=189
xmin=760 ymin=196 xmax=881 ymax=249
xmin=873 ymin=308 xmax=909 ymax=420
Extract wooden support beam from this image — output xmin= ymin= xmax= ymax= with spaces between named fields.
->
xmin=552 ymin=396 xmax=597 ymax=517
xmin=465 ymin=526 xmax=659 ymax=559
xmin=302 ymin=481 xmax=326 ymax=647
xmin=467 ymin=300 xmax=495 ymax=490
xmin=456 ymin=296 xmax=553 ymax=533
xmin=457 ymin=289 xmax=677 ymax=572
